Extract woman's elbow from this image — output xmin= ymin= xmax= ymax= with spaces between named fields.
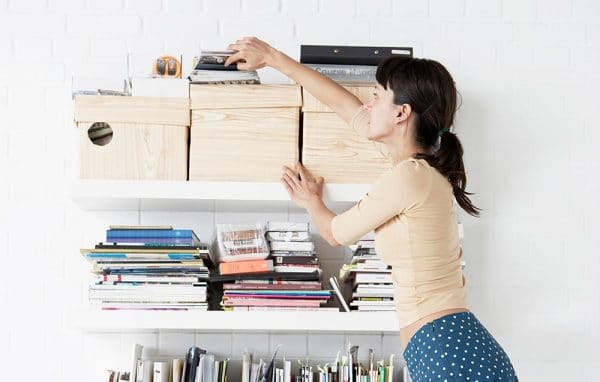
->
xmin=324 ymin=231 xmax=342 ymax=247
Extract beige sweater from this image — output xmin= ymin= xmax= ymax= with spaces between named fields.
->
xmin=331 ymin=106 xmax=468 ymax=328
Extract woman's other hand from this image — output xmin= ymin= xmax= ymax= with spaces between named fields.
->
xmin=224 ymin=36 xmax=278 ymax=71
xmin=281 ymin=162 xmax=324 ymax=209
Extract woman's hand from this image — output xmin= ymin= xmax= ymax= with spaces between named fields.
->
xmin=224 ymin=36 xmax=278 ymax=71
xmin=281 ymin=162 xmax=324 ymax=210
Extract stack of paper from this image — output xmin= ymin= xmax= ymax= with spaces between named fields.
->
xmin=188 ymin=50 xmax=260 ymax=84
xmin=339 ymin=237 xmax=394 ymax=312
xmin=82 ymin=225 xmax=211 ymax=311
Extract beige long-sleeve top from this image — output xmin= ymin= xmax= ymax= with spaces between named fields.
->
xmin=331 ymin=106 xmax=468 ymax=328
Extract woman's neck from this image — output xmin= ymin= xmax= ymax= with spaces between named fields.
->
xmin=386 ymin=142 xmax=423 ymax=165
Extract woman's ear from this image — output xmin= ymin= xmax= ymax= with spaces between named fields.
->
xmin=394 ymin=103 xmax=412 ymax=125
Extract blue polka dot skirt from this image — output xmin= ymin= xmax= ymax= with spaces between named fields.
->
xmin=402 ymin=312 xmax=518 ymax=381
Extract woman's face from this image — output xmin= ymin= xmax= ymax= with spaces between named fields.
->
xmin=364 ymin=83 xmax=408 ymax=143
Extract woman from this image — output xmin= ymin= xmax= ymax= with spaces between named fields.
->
xmin=225 ymin=37 xmax=518 ymax=382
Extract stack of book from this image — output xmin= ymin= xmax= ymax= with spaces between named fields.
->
xmin=215 ymin=222 xmax=332 ymax=311
xmin=339 ymin=237 xmax=394 ymax=312
xmin=188 ymin=50 xmax=260 ymax=84
xmin=82 ymin=225 xmax=211 ymax=311
xmin=300 ymin=45 xmax=413 ymax=84
xmin=267 ymin=221 xmax=320 ymax=276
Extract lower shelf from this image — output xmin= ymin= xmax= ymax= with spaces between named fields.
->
xmin=70 ymin=309 xmax=400 ymax=332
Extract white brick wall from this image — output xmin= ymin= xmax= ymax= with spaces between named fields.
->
xmin=1 ymin=0 xmax=599 ymax=381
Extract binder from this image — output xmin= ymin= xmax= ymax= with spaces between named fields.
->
xmin=300 ymin=45 xmax=413 ymax=66
xmin=183 ymin=347 xmax=207 ymax=382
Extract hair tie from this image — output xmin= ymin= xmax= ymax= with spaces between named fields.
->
xmin=438 ymin=127 xmax=450 ymax=137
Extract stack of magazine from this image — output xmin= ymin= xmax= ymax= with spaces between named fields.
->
xmin=214 ymin=222 xmax=333 ymax=311
xmin=339 ymin=236 xmax=394 ymax=312
xmin=300 ymin=45 xmax=413 ymax=84
xmin=188 ymin=50 xmax=260 ymax=84
xmin=81 ymin=225 xmax=211 ymax=311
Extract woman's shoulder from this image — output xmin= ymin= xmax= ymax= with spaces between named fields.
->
xmin=372 ymin=157 xmax=432 ymax=191
xmin=391 ymin=157 xmax=432 ymax=177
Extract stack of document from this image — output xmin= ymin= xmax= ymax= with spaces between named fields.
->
xmin=82 ymin=225 xmax=211 ymax=311
xmin=188 ymin=50 xmax=260 ymax=84
xmin=339 ymin=237 xmax=394 ymax=312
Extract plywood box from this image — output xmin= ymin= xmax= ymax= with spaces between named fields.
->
xmin=189 ymin=84 xmax=302 ymax=182
xmin=74 ymin=95 xmax=189 ymax=180
xmin=301 ymin=86 xmax=390 ymax=183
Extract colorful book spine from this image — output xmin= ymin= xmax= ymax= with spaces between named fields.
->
xmin=87 ymin=253 xmax=197 ymax=260
xmin=221 ymin=298 xmax=324 ymax=307
xmin=223 ymin=283 xmax=321 ymax=290
xmin=218 ymin=259 xmax=273 ymax=275
xmin=104 ymin=237 xmax=196 ymax=245
xmin=107 ymin=229 xmax=195 ymax=239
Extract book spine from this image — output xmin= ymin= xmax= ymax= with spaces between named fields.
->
xmin=221 ymin=298 xmax=323 ymax=307
xmin=267 ymin=222 xmax=309 ymax=232
xmin=107 ymin=229 xmax=194 ymax=239
xmin=273 ymin=256 xmax=319 ymax=265
xmin=270 ymin=242 xmax=315 ymax=252
xmin=284 ymin=361 xmax=291 ymax=382
xmin=219 ymin=259 xmax=273 ymax=275
xmin=223 ymin=283 xmax=321 ymax=290
xmin=105 ymin=237 xmax=196 ymax=245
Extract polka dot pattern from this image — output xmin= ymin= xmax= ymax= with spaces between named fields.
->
xmin=402 ymin=312 xmax=518 ymax=381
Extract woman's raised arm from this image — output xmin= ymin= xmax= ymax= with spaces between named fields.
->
xmin=225 ymin=36 xmax=363 ymax=124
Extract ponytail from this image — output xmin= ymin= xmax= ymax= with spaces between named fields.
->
xmin=414 ymin=132 xmax=481 ymax=217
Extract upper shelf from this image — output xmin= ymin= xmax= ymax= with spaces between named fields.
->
xmin=70 ymin=309 xmax=400 ymax=332
xmin=69 ymin=180 xmax=368 ymax=211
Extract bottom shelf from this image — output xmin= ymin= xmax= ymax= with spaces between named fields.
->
xmin=70 ymin=309 xmax=400 ymax=332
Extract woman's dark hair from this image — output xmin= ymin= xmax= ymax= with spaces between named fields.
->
xmin=376 ymin=56 xmax=480 ymax=217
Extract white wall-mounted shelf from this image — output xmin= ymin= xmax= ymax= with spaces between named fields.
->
xmin=70 ymin=310 xmax=399 ymax=332
xmin=70 ymin=180 xmax=368 ymax=211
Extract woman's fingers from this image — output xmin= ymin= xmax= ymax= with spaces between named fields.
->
xmin=283 ymin=173 xmax=300 ymax=191
xmin=281 ymin=177 xmax=293 ymax=196
xmin=282 ymin=166 xmax=301 ymax=186
xmin=296 ymin=162 xmax=313 ymax=183
xmin=282 ymin=175 xmax=300 ymax=199
xmin=224 ymin=51 xmax=245 ymax=67
xmin=236 ymin=61 xmax=253 ymax=71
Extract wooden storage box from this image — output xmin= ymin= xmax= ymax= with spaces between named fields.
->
xmin=302 ymin=85 xmax=390 ymax=183
xmin=74 ymin=96 xmax=189 ymax=180
xmin=189 ymin=84 xmax=301 ymax=182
